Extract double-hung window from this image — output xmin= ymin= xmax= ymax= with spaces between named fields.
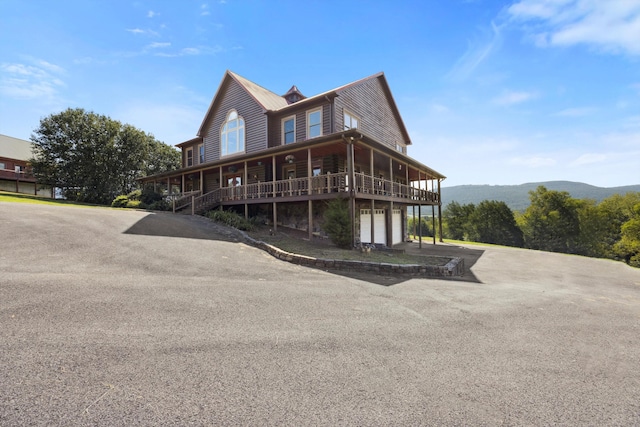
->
xmin=307 ymin=108 xmax=322 ymax=139
xmin=282 ymin=116 xmax=295 ymax=144
xmin=198 ymin=143 xmax=205 ymax=164
xmin=221 ymin=110 xmax=245 ymax=157
xmin=186 ymin=148 xmax=193 ymax=167
xmin=344 ymin=110 xmax=359 ymax=130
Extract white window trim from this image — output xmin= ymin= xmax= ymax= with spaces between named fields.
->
xmin=186 ymin=148 xmax=194 ymax=167
xmin=306 ymin=107 xmax=323 ymax=139
xmin=198 ymin=143 xmax=204 ymax=164
xmin=281 ymin=115 xmax=296 ymax=145
xmin=344 ymin=109 xmax=360 ymax=131
xmin=221 ymin=110 xmax=246 ymax=157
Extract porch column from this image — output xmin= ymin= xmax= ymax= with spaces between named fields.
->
xmin=244 ymin=161 xmax=248 ymax=219
xmin=418 ymin=170 xmax=422 ymax=249
xmin=370 ymin=199 xmax=375 ymax=245
xmin=308 ymin=200 xmax=313 ymax=241
xmin=438 ymin=179 xmax=443 ymax=242
xmin=346 ymin=139 xmax=356 ymax=247
xmin=389 ymin=158 xmax=393 ymax=246
xmin=167 ymin=177 xmax=170 ymax=195
xmin=181 ymin=174 xmax=185 ymax=193
xmin=389 ymin=157 xmax=393 ymax=196
xmin=418 ymin=202 xmax=422 ymax=249
xmin=272 ymin=155 xmax=276 ymax=198
xmin=200 ymin=170 xmax=204 ymax=192
xmin=370 ymin=149 xmax=374 ymax=194
xmin=218 ymin=168 xmax=222 ymax=190
xmin=432 ymin=205 xmax=436 ymax=245
xmin=412 ymin=205 xmax=416 ymax=239
xmin=308 ymin=149 xmax=313 ymax=241
xmin=272 ymin=202 xmax=278 ymax=232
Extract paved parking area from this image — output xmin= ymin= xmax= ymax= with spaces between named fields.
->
xmin=1 ymin=202 xmax=640 ymax=425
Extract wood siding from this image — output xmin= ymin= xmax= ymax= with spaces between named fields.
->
xmin=268 ymin=102 xmax=331 ymax=148
xmin=335 ymin=77 xmax=407 ymax=149
xmin=201 ymin=78 xmax=268 ymax=163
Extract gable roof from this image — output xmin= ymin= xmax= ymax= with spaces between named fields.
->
xmin=0 ymin=134 xmax=33 ymax=160
xmin=197 ymin=70 xmax=412 ymax=144
xmin=197 ymin=70 xmax=287 ymax=136
xmin=273 ymin=72 xmax=412 ymax=145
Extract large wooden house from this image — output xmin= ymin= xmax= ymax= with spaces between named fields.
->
xmin=141 ymin=71 xmax=445 ymax=247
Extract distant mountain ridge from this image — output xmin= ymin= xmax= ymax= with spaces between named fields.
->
xmin=441 ymin=181 xmax=640 ymax=212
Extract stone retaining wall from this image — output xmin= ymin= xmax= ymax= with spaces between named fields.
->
xmin=242 ymin=235 xmax=464 ymax=278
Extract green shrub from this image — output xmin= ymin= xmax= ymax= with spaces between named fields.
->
xmin=323 ymin=198 xmax=352 ymax=249
xmin=206 ymin=209 xmax=255 ymax=231
xmin=127 ymin=189 xmax=142 ymax=201
xmin=141 ymin=187 xmax=164 ymax=205
xmin=111 ymin=195 xmax=129 ymax=208
xmin=148 ymin=199 xmax=169 ymax=211
xmin=125 ymin=200 xmax=145 ymax=209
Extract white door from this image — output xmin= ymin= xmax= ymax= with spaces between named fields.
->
xmin=392 ymin=209 xmax=402 ymax=245
xmin=360 ymin=209 xmax=386 ymax=245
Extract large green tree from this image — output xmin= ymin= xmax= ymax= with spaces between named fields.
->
xmin=467 ymin=200 xmax=524 ymax=247
xmin=520 ymin=186 xmax=581 ymax=253
xmin=443 ymin=201 xmax=475 ymax=240
xmin=30 ymin=108 xmax=180 ymax=205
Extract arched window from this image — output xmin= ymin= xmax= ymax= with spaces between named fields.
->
xmin=221 ymin=110 xmax=245 ymax=156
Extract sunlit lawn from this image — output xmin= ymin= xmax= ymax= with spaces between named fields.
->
xmin=0 ymin=191 xmax=102 ymax=208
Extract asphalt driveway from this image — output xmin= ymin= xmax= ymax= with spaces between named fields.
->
xmin=1 ymin=202 xmax=639 ymax=425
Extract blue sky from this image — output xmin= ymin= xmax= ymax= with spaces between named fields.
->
xmin=1 ymin=0 xmax=639 ymax=187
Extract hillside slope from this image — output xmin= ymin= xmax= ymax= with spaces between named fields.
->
xmin=441 ymin=181 xmax=640 ymax=211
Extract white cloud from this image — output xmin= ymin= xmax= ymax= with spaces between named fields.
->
xmin=201 ymin=3 xmax=210 ymax=16
xmin=148 ymin=42 xmax=171 ymax=49
xmin=126 ymin=28 xmax=160 ymax=37
xmin=492 ymin=90 xmax=539 ymax=105
xmin=508 ymin=155 xmax=557 ymax=167
xmin=147 ymin=10 xmax=157 ymax=18
xmin=154 ymin=45 xmax=224 ymax=57
xmin=0 ymin=61 xmax=65 ymax=100
xmin=430 ymin=103 xmax=450 ymax=113
xmin=508 ymin=0 xmax=640 ymax=56
xmin=555 ymin=106 xmax=596 ymax=117
xmin=447 ymin=21 xmax=503 ymax=80
xmin=570 ymin=153 xmax=607 ymax=166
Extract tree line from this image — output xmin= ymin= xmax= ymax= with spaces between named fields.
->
xmin=428 ymin=186 xmax=640 ymax=267
xmin=30 ymin=108 xmax=181 ymax=205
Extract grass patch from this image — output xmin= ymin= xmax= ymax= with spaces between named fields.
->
xmin=0 ymin=191 xmax=103 ymax=208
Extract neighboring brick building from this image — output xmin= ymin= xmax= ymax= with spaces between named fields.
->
xmin=0 ymin=134 xmax=52 ymax=197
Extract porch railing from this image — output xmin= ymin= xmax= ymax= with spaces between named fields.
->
xmin=353 ymin=173 xmax=439 ymax=203
xmin=187 ymin=171 xmax=439 ymax=214
xmin=170 ymin=190 xmax=202 ymax=212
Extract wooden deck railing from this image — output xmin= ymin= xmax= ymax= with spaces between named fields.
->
xmin=170 ymin=190 xmax=202 ymax=212
xmin=187 ymin=172 xmax=439 ymax=213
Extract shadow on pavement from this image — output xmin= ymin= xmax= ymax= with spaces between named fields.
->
xmin=123 ymin=212 xmax=241 ymax=242
xmin=124 ymin=213 xmax=485 ymax=285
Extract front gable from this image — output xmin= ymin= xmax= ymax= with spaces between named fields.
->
xmin=197 ymin=71 xmax=287 ymax=163
xmin=334 ymin=74 xmax=411 ymax=151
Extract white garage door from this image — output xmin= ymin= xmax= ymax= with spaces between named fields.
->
xmin=360 ymin=209 xmax=386 ymax=245
xmin=392 ymin=209 xmax=402 ymax=245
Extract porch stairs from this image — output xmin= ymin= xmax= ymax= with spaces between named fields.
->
xmin=173 ymin=189 xmax=220 ymax=215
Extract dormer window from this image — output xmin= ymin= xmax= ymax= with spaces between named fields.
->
xmin=221 ymin=110 xmax=245 ymax=157
xmin=307 ymin=107 xmax=322 ymax=139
